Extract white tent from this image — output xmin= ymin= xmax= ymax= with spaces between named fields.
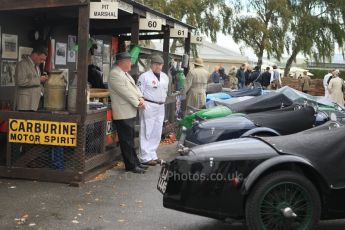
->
xmin=289 ymin=67 xmax=313 ymax=78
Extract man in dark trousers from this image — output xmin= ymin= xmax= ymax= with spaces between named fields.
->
xmin=248 ymin=66 xmax=260 ymax=86
xmin=236 ymin=63 xmax=246 ymax=88
xmin=256 ymin=67 xmax=271 ymax=89
xmin=108 ymin=52 xmax=148 ymax=174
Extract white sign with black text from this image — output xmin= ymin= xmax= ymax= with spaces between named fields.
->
xmin=170 ymin=28 xmax=188 ymax=38
xmin=191 ymin=36 xmax=205 ymax=44
xmin=139 ymin=18 xmax=162 ymax=31
xmin=146 ymin=12 xmax=166 ymax=25
xmin=90 ymin=1 xmax=118 ymax=19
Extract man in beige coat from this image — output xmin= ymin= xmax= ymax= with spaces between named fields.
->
xmin=227 ymin=66 xmax=238 ymax=89
xmin=14 ymin=45 xmax=48 ymax=111
xmin=328 ymin=74 xmax=345 ymax=107
xmin=183 ymin=58 xmax=210 ymax=110
xmin=108 ymin=52 xmax=147 ymax=174
xmin=300 ymin=71 xmax=312 ymax=94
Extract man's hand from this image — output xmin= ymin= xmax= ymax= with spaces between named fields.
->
xmin=40 ymin=75 xmax=48 ymax=83
xmin=138 ymin=97 xmax=145 ymax=108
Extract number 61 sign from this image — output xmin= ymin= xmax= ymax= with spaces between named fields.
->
xmin=139 ymin=18 xmax=162 ymax=31
xmin=170 ymin=28 xmax=188 ymax=38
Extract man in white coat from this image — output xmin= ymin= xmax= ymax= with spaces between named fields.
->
xmin=137 ymin=55 xmax=169 ymax=166
xmin=270 ymin=65 xmax=282 ymax=89
xmin=323 ymin=69 xmax=336 ymax=98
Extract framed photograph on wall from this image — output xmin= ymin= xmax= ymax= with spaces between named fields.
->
xmin=0 ymin=60 xmax=16 ymax=86
xmin=94 ymin=39 xmax=103 ymax=56
xmin=102 ymin=63 xmax=110 ymax=83
xmin=103 ymin=44 xmax=110 ymax=63
xmin=18 ymin=46 xmax=33 ymax=61
xmin=2 ymin=34 xmax=18 ymax=59
xmin=67 ymin=35 xmax=77 ymax=63
xmin=55 ymin=42 xmax=67 ymax=65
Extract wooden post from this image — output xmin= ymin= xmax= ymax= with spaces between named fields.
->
xmin=184 ymin=31 xmax=191 ymax=76
xmin=76 ymin=4 xmax=90 ymax=174
xmin=76 ymin=4 xmax=90 ymax=120
xmin=163 ymin=25 xmax=170 ymax=90
xmin=162 ymin=25 xmax=174 ymax=123
xmin=163 ymin=25 xmax=170 ymax=73
xmin=131 ymin=14 xmax=140 ymax=43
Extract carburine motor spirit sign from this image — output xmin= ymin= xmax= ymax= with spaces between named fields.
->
xmin=8 ymin=119 xmax=77 ymax=147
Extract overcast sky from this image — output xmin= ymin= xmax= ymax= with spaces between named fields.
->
xmin=214 ymin=33 xmax=256 ymax=59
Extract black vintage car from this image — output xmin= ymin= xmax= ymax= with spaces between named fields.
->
xmin=179 ymin=105 xmax=316 ymax=150
xmin=158 ymin=121 xmax=344 ymax=229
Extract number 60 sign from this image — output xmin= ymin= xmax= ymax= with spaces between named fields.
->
xmin=139 ymin=18 xmax=162 ymax=31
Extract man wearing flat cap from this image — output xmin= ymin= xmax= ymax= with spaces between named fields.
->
xmin=137 ymin=55 xmax=169 ymax=166
xmin=108 ymin=51 xmax=148 ymax=174
xmin=182 ymin=57 xmax=210 ymax=110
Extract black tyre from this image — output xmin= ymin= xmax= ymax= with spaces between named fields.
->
xmin=245 ymin=171 xmax=321 ymax=230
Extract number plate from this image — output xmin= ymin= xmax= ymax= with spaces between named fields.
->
xmin=157 ymin=165 xmax=169 ymax=194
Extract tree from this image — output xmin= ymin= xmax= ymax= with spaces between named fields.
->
xmin=283 ymin=0 xmax=345 ymax=77
xmin=231 ymin=0 xmax=291 ymax=68
xmin=136 ymin=0 xmax=232 ymax=55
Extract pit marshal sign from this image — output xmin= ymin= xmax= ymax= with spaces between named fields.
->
xmin=8 ymin=119 xmax=77 ymax=147
xmin=90 ymin=1 xmax=118 ymax=19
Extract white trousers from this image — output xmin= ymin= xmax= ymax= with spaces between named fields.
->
xmin=139 ymin=102 xmax=165 ymax=162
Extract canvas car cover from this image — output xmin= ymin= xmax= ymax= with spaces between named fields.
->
xmin=226 ymin=87 xmax=262 ymax=97
xmin=261 ymin=122 xmax=345 ymax=188
xmin=229 ymin=92 xmax=293 ymax=113
xmin=206 ymin=83 xmax=222 ymax=94
xmin=246 ymin=106 xmax=316 ymax=135
xmin=207 ymin=96 xmax=253 ymax=108
xmin=277 ymin=86 xmax=334 ymax=107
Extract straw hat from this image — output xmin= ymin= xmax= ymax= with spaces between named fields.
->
xmin=193 ymin=57 xmax=204 ymax=67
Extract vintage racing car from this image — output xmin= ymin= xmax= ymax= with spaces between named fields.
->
xmin=180 ymin=92 xmax=293 ymax=129
xmin=158 ymin=121 xmax=344 ymax=229
xmin=180 ymin=87 xmax=345 ymax=130
xmin=179 ymin=105 xmax=316 ymax=149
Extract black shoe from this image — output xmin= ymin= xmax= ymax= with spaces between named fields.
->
xmin=138 ymin=164 xmax=149 ymax=170
xmin=126 ymin=166 xmax=146 ymax=174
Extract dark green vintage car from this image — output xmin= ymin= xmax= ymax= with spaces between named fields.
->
xmin=158 ymin=121 xmax=344 ymax=229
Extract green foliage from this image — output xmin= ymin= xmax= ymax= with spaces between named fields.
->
xmin=231 ymin=0 xmax=291 ymax=66
xmin=283 ymin=0 xmax=345 ymax=77
xmin=308 ymin=69 xmax=329 ymax=79
xmin=136 ymin=0 xmax=345 ymax=69
xmin=230 ymin=0 xmax=345 ymax=76
xmin=309 ymin=68 xmax=345 ymax=80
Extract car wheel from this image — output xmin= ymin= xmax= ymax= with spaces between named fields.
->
xmin=245 ymin=171 xmax=321 ymax=230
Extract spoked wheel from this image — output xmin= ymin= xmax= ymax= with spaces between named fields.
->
xmin=245 ymin=171 xmax=321 ymax=230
